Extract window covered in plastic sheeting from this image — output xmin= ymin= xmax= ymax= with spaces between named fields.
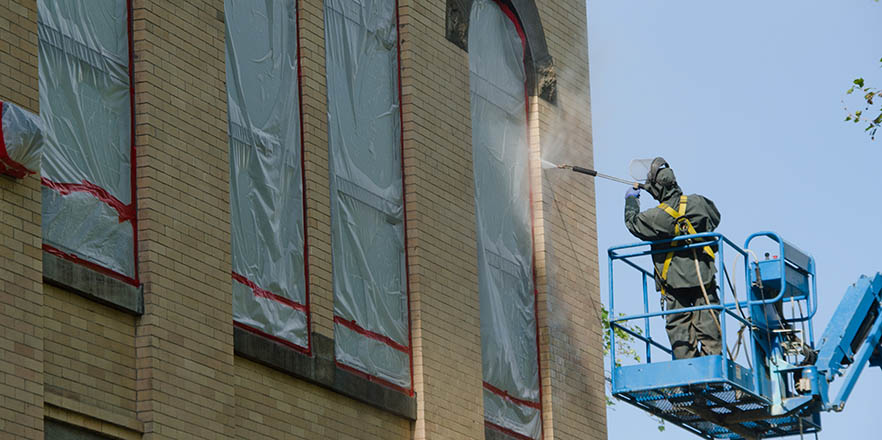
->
xmin=469 ymin=0 xmax=542 ymax=438
xmin=38 ymin=0 xmax=136 ymax=284
xmin=0 ymin=101 xmax=43 ymax=179
xmin=225 ymin=0 xmax=309 ymax=351
xmin=324 ymin=0 xmax=411 ymax=393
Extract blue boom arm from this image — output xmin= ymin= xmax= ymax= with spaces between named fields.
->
xmin=813 ymin=273 xmax=882 ymax=411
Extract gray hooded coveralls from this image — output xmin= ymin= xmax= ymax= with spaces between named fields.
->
xmin=624 ymin=168 xmax=722 ymax=359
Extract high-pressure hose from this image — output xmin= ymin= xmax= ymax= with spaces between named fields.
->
xmin=557 ymin=164 xmax=646 ymax=189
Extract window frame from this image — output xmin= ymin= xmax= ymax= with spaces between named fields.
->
xmin=38 ymin=0 xmax=139 ymax=287
xmin=324 ymin=0 xmax=414 ymax=396
xmin=226 ymin=0 xmax=313 ymax=356
xmin=472 ymin=1 xmax=545 ymax=438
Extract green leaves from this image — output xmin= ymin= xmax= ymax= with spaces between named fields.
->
xmin=844 ymin=71 xmax=881 ymax=140
xmin=601 ymin=307 xmax=665 ymax=432
xmin=601 ymin=305 xmax=642 ymax=367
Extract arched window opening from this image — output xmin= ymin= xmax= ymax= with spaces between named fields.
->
xmin=469 ymin=0 xmax=543 ymax=438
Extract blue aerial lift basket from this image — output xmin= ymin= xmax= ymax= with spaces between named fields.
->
xmin=608 ymin=231 xmax=882 ymax=440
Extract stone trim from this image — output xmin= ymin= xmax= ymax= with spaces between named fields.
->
xmin=446 ymin=0 xmax=557 ymax=103
xmin=485 ymin=424 xmax=528 ymax=440
xmin=45 ymin=392 xmax=144 ymax=439
xmin=42 ymin=251 xmax=143 ymax=315
xmin=233 ymin=327 xmax=417 ymax=420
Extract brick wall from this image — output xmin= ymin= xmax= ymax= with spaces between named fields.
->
xmin=399 ymin=1 xmax=486 ymax=438
xmin=534 ymin=0 xmax=607 ymax=438
xmin=0 ymin=0 xmax=38 ymax=112
xmin=0 ymin=0 xmax=604 ymax=439
xmin=299 ymin=0 xmax=335 ymax=341
xmin=131 ymin=0 xmax=236 ymax=438
xmin=235 ymin=358 xmax=412 ymax=439
xmin=0 ymin=1 xmax=42 ymax=438
xmin=43 ymin=285 xmax=138 ymax=432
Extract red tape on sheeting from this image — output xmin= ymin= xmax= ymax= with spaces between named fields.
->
xmin=232 ymin=272 xmax=308 ymax=313
xmin=335 ymin=361 xmax=414 ymax=396
xmin=333 ymin=315 xmax=410 ymax=354
xmin=483 ymin=381 xmax=542 ymax=410
xmin=234 ymin=321 xmax=310 ymax=355
xmin=485 ymin=421 xmax=536 ymax=440
xmin=126 ymin=0 xmax=139 ymax=284
xmin=43 ymin=244 xmax=139 ymax=286
xmin=485 ymin=4 xmax=546 ymax=438
xmin=393 ymin=0 xmax=416 ymax=402
xmin=41 ymin=177 xmax=135 ymax=223
xmin=294 ymin=0 xmax=314 ymax=363
xmin=0 ymin=101 xmax=37 ymax=179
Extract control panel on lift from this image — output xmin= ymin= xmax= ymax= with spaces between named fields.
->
xmin=748 ymin=241 xmax=813 ymax=331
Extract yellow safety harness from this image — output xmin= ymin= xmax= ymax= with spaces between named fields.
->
xmin=657 ymin=195 xmax=715 ymax=296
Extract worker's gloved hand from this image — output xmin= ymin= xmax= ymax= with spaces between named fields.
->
xmin=625 ymin=187 xmax=641 ymax=199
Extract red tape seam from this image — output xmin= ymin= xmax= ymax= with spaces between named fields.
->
xmin=43 ymin=244 xmax=139 ymax=286
xmin=39 ymin=1 xmax=140 ymax=286
xmin=485 ymin=421 xmax=536 ymax=440
xmin=393 ymin=0 xmax=416 ymax=399
xmin=41 ymin=177 xmax=136 ymax=223
xmin=335 ymin=360 xmax=414 ymax=396
xmin=294 ymin=0 xmax=313 ymax=359
xmin=126 ymin=0 xmax=139 ymax=284
xmin=0 ymin=101 xmax=37 ymax=179
xmin=483 ymin=381 xmax=542 ymax=410
xmin=234 ymin=321 xmax=309 ymax=355
xmin=334 ymin=315 xmax=410 ymax=354
xmin=232 ymin=272 xmax=308 ymax=313
xmin=486 ymin=3 xmax=546 ymax=437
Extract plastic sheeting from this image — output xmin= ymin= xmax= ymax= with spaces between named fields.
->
xmin=324 ymin=0 xmax=410 ymax=390
xmin=0 ymin=101 xmax=42 ymax=179
xmin=225 ymin=0 xmax=308 ymax=349
xmin=38 ymin=0 xmax=135 ymax=280
xmin=469 ymin=0 xmax=541 ymax=438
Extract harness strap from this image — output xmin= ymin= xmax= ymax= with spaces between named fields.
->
xmin=657 ymin=195 xmax=715 ymax=295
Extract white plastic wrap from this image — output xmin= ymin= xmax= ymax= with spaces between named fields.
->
xmin=470 ymin=0 xmax=541 ymax=437
xmin=225 ymin=0 xmax=308 ymax=349
xmin=0 ymin=101 xmax=42 ymax=179
xmin=38 ymin=0 xmax=135 ymax=280
xmin=324 ymin=0 xmax=410 ymax=390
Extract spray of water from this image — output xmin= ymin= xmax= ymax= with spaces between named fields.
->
xmin=541 ymin=159 xmax=559 ymax=169
xmin=539 ymin=82 xmax=593 ymax=173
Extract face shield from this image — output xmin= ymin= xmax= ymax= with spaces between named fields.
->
xmin=630 ymin=157 xmax=669 ymax=186
xmin=631 ymin=157 xmax=672 ymax=201
xmin=628 ymin=158 xmax=654 ymax=183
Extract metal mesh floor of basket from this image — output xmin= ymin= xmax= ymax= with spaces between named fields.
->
xmin=616 ymin=382 xmax=821 ymax=439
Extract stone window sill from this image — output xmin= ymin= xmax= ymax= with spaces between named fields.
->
xmin=233 ymin=327 xmax=417 ymax=420
xmin=42 ymin=251 xmax=143 ymax=315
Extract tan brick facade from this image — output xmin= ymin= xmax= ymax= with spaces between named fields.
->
xmin=0 ymin=0 xmax=604 ymax=439
xmin=397 ymin=1 xmax=484 ymax=439
xmin=0 ymin=1 xmax=42 ymax=438
xmin=533 ymin=1 xmax=608 ymax=438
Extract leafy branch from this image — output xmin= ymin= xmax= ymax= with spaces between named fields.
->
xmin=601 ymin=305 xmax=666 ymax=431
xmin=845 ymin=64 xmax=882 ymax=140
xmin=601 ymin=305 xmax=642 ymax=368
xmin=843 ymin=0 xmax=880 ymax=139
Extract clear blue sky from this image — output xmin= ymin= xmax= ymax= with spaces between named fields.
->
xmin=585 ymin=1 xmax=882 ymax=439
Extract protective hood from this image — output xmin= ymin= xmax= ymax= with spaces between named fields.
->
xmin=645 ymin=167 xmax=682 ymax=203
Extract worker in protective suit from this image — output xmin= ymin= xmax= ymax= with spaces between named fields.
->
xmin=624 ymin=157 xmax=722 ymax=359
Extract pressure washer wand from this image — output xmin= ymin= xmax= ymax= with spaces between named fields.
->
xmin=558 ymin=164 xmax=644 ymax=189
